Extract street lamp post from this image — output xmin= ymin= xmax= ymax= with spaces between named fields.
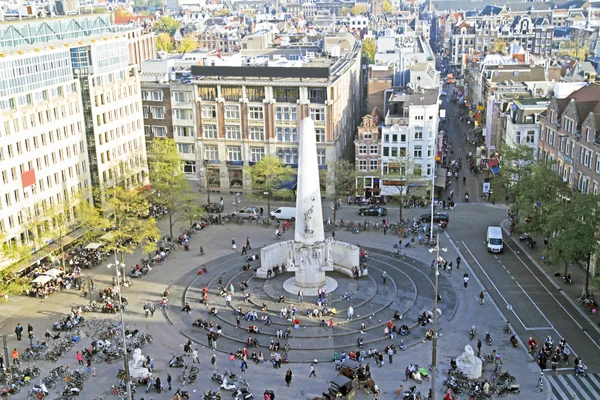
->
xmin=108 ymin=256 xmax=132 ymax=400
xmin=428 ymin=233 xmax=447 ymax=400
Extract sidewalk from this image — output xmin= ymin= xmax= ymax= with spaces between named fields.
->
xmin=500 ymin=219 xmax=600 ymax=330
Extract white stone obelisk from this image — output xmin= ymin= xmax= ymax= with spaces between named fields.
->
xmin=293 ymin=118 xmax=326 ymax=287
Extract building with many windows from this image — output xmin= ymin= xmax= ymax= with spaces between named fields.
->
xmin=0 ymin=15 xmax=152 ymax=264
xmin=140 ymin=34 xmax=363 ymax=195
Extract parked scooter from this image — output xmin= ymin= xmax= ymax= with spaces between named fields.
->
xmin=497 ymin=384 xmax=521 ymax=396
xmin=169 ymin=354 xmax=185 ymax=368
xmin=233 ymin=387 xmax=253 ymax=400
xmin=220 ymin=377 xmax=237 ymax=391
xmin=469 ymin=326 xmax=476 ymax=341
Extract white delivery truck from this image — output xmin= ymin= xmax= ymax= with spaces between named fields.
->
xmin=270 ymin=207 xmax=296 ymax=221
xmin=486 ymin=226 xmax=504 ymax=253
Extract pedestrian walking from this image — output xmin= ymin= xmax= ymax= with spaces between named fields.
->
xmin=477 ymin=339 xmax=482 ymax=353
xmin=298 ymin=288 xmax=303 ymax=303
xmin=167 ymin=373 xmax=172 ymax=391
xmin=383 ymin=225 xmax=387 ymax=235
xmin=241 ymin=359 xmax=247 ymax=373
xmin=479 ymin=291 xmax=485 ymax=305
xmin=11 ymin=349 xmax=19 ymax=365
xmin=76 ymin=351 xmax=84 ymax=365
xmin=456 ymin=257 xmax=461 ymax=269
xmin=246 ymin=237 xmax=251 ymax=250
xmin=405 ymin=366 xmax=411 ymax=381
xmin=463 ymin=275 xmax=469 ymax=289
xmin=212 ymin=334 xmax=217 ymax=350
xmin=218 ymin=277 xmax=223 ymax=291
xmin=28 ymin=332 xmax=34 ymax=347
xmin=90 ymin=278 xmax=95 ymax=290
xmin=229 ymin=353 xmax=236 ymax=366
xmin=86 ymin=359 xmax=92 ymax=374
xmin=149 ymin=303 xmax=155 ymax=317
xmin=82 ymin=283 xmax=88 ymax=297
xmin=211 ymin=354 xmax=217 ymax=370
xmin=378 ymin=352 xmax=384 ymax=367
xmin=143 ymin=303 xmax=150 ymax=318
xmin=388 ymin=348 xmax=394 ymax=364
xmin=15 ymin=323 xmax=23 ymax=341
xmin=241 ymin=245 xmax=247 ymax=256
xmin=236 ymin=315 xmax=241 ymax=329
xmin=309 ymin=364 xmax=316 ymax=378
xmin=232 ymin=238 xmax=236 ymax=250
xmin=382 ymin=271 xmax=388 ymax=285
xmin=192 ymin=348 xmax=200 ymax=363
xmin=285 ymin=368 xmax=293 ymax=386
xmin=0 ymin=354 xmax=4 ymax=371
xmin=347 ymin=306 xmax=354 ymax=320
xmin=331 ymin=230 xmax=335 ymax=239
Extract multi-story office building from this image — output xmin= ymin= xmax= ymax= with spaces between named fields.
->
xmin=141 ymin=35 xmax=363 ymax=195
xmin=496 ymin=98 xmax=549 ymax=157
xmin=0 ymin=15 xmax=151 ymax=262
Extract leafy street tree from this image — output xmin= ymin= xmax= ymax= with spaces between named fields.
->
xmin=114 ymin=7 xmax=132 ymax=18
xmin=148 ymin=138 xmax=198 ymax=238
xmin=177 ymin=36 xmax=198 ymax=53
xmin=493 ymin=39 xmax=508 ymax=55
xmin=350 ymin=5 xmax=368 ymax=15
xmin=545 ymin=192 xmax=600 ymax=292
xmin=326 ymin=160 xmax=359 ymax=223
xmin=79 ymin=185 xmax=159 ymax=264
xmin=362 ymin=38 xmax=376 ymax=64
xmin=248 ymin=155 xmax=296 ymax=217
xmin=383 ymin=157 xmax=429 ymax=226
xmin=156 ymin=32 xmax=174 ymax=52
xmin=383 ymin=1 xmax=393 ymax=13
xmin=339 ymin=6 xmax=351 ymax=15
xmin=154 ymin=16 xmax=181 ymax=36
xmin=559 ymin=29 xmax=591 ymax=61
xmin=493 ymin=144 xmax=535 ymax=204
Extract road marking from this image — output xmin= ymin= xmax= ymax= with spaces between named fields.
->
xmin=461 ymin=241 xmax=529 ymax=331
xmin=515 ymin=281 xmax=556 ymax=329
xmin=504 ymin=242 xmax=600 ymax=351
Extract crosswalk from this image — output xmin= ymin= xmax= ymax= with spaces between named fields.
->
xmin=547 ymin=373 xmax=600 ymax=400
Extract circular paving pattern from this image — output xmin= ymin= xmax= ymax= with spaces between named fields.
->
xmin=165 ymin=247 xmax=458 ymax=363
xmin=282 ymin=276 xmax=338 ymax=296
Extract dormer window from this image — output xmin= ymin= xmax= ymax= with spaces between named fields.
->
xmin=364 ymin=132 xmax=372 ymax=140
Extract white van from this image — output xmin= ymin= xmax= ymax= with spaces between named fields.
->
xmin=487 ymin=226 xmax=504 ymax=253
xmin=270 ymin=207 xmax=297 ymax=221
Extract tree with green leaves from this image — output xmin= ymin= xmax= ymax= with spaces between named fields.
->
xmin=383 ymin=1 xmax=393 ymax=13
xmin=362 ymin=38 xmax=376 ymax=64
xmin=493 ymin=39 xmax=507 ymax=55
xmin=384 ymin=157 xmax=429 ymax=226
xmin=156 ymin=32 xmax=174 ymax=52
xmin=326 ymin=160 xmax=359 ymax=223
xmin=154 ymin=16 xmax=181 ymax=36
xmin=248 ymin=156 xmax=296 ymax=217
xmin=148 ymin=138 xmax=199 ymax=238
xmin=79 ymin=185 xmax=159 ymax=263
xmin=350 ymin=5 xmax=368 ymax=15
xmin=177 ymin=36 xmax=198 ymax=53
xmin=545 ymin=192 xmax=600 ymax=292
xmin=493 ymin=144 xmax=536 ymax=203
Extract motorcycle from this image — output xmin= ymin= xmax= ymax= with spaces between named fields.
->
xmin=62 ymin=384 xmax=81 ymax=397
xmin=485 ymin=331 xmax=493 ymax=346
xmin=575 ymin=363 xmax=588 ymax=377
xmin=417 ymin=366 xmax=430 ymax=381
xmin=29 ymin=383 xmax=49 ymax=398
xmin=212 ymin=370 xmax=224 ymax=384
xmin=403 ymin=385 xmax=421 ymax=400
xmin=203 ymin=389 xmax=222 ymax=400
xmin=221 ymin=377 xmax=237 ymax=391
xmin=464 ymin=194 xmax=469 ymax=202
xmin=505 ymin=320 xmax=512 ymax=334
xmin=562 ymin=273 xmax=572 ymax=284
xmin=510 ymin=335 xmax=518 ymax=348
xmin=410 ymin=370 xmax=423 ymax=384
xmin=497 ymin=384 xmax=521 ymax=396
xmin=469 ymin=326 xmax=476 ymax=341
xmin=175 ymin=389 xmax=190 ymax=399
xmin=233 ymin=387 xmax=254 ymax=400
xmin=169 ymin=354 xmax=185 ymax=368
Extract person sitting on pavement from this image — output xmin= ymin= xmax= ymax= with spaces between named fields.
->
xmin=399 ymin=324 xmax=410 ymax=336
xmin=181 ymin=302 xmax=191 ymax=313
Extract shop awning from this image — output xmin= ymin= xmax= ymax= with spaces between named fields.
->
xmin=31 ymin=275 xmax=53 ymax=284
xmin=100 ymin=232 xmax=116 ymax=242
xmin=44 ymin=268 xmax=64 ymax=277
xmin=279 ymin=176 xmax=298 ymax=190
xmin=491 ymin=166 xmax=501 ymax=175
xmin=435 ymin=168 xmax=447 ymax=188
xmin=85 ymin=243 xmax=103 ymax=250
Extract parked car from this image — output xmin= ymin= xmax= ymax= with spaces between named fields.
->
xmin=231 ymin=207 xmax=261 ymax=220
xmin=419 ymin=212 xmax=450 ymax=223
xmin=203 ymin=203 xmax=224 ymax=213
xmin=358 ymin=206 xmax=387 ymax=216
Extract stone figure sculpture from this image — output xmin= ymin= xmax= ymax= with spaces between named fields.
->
xmin=456 ymin=344 xmax=482 ymax=379
xmin=304 ymin=206 xmax=314 ymax=234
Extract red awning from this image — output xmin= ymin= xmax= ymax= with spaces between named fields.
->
xmin=487 ymin=159 xmax=499 ymax=168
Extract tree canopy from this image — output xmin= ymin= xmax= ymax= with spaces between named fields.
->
xmin=155 ymin=16 xmax=181 ymax=36
xmin=362 ymin=38 xmax=376 ymax=64
xmin=383 ymin=1 xmax=393 ymax=13
xmin=248 ymin=156 xmax=296 ymax=216
xmin=156 ymin=32 xmax=174 ymax=52
xmin=383 ymin=157 xmax=429 ymax=224
xmin=493 ymin=144 xmax=536 ymax=203
xmin=177 ymin=36 xmax=198 ymax=53
xmin=326 ymin=160 xmax=360 ymax=222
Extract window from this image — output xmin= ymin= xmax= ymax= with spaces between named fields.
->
xmin=526 ymin=131 xmax=535 ymax=143
xmin=249 ymin=127 xmax=265 ymax=141
xmin=225 ymin=105 xmax=240 ymax=119
xmin=174 ymin=109 xmax=192 ymax=120
xmin=358 ymin=145 xmax=367 ymax=155
xmin=364 ymin=132 xmax=372 ymax=140
xmin=204 ymin=145 xmax=218 ymax=160
xmin=358 ymin=160 xmax=367 ymax=171
xmin=276 ymin=127 xmax=298 ymax=142
xmin=201 ymin=105 xmax=217 ymax=118
xmin=222 ymin=87 xmax=242 ymax=101
xmin=273 ymin=88 xmax=299 ymax=103
xmin=248 ymin=106 xmax=264 ymax=120
xmin=414 ymin=146 xmax=422 ymax=158
xmin=150 ymin=106 xmax=165 ymax=119
xmin=227 ymin=146 xmax=242 ymax=161
xmin=415 ymin=115 xmax=424 ymax=121
xmin=391 ymin=148 xmax=398 ymax=157
xmin=317 ymin=149 xmax=326 ymax=165
xmin=383 ymin=147 xmax=389 ymax=157
xmin=183 ymin=161 xmax=197 ymax=174
xmin=414 ymin=128 xmax=423 ymax=139
xmin=143 ymin=106 xmax=149 ymax=118
xmin=177 ymin=143 xmax=195 ymax=154
xmin=515 ymin=131 xmax=521 ymax=144
xmin=308 ymin=88 xmax=326 ymax=104
xmin=369 ymin=160 xmax=378 ymax=170
xmin=226 ymin=126 xmax=241 ymax=140
xmin=246 ymin=87 xmax=265 ymax=102
xmin=152 ymin=126 xmax=167 ymax=137
xmin=251 ymin=147 xmax=265 ymax=162
xmin=175 ymin=126 xmax=194 ymax=137
xmin=203 ymin=125 xmax=218 ymax=139
xmin=275 ymin=106 xmax=297 ymax=121
xmin=310 ymin=107 xmax=326 ymax=122
xmin=173 ymin=91 xmax=192 ymax=102
xmin=316 ymin=129 xmax=325 ymax=143
xmin=141 ymin=90 xmax=163 ymax=101
xmin=596 ymin=155 xmax=600 ymax=173
xmin=198 ymin=87 xmax=217 ymax=101
xmin=277 ymin=148 xmax=298 ymax=164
